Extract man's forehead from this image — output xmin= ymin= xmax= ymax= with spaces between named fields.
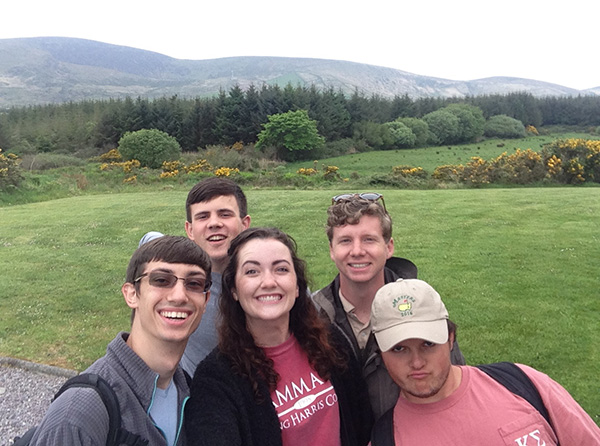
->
xmin=332 ymin=217 xmax=384 ymax=236
xmin=144 ymin=260 xmax=207 ymax=275
xmin=192 ymin=195 xmax=240 ymax=212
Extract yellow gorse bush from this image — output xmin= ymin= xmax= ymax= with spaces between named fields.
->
xmin=297 ymin=167 xmax=318 ymax=176
xmin=392 ymin=165 xmax=426 ymax=178
xmin=546 ymin=155 xmax=562 ymax=177
xmin=432 ymin=164 xmax=464 ymax=182
xmin=214 ymin=167 xmax=240 ymax=177
xmin=162 ymin=160 xmax=183 ymax=173
xmin=0 ymin=147 xmax=24 ymax=190
xmin=526 ymin=125 xmax=539 ymax=135
xmin=101 ymin=160 xmax=141 ymax=173
xmin=160 ymin=170 xmax=179 ymax=178
xmin=184 ymin=159 xmax=213 ymax=174
xmin=99 ymin=149 xmax=122 ymax=161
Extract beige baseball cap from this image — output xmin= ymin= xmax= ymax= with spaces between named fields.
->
xmin=371 ymin=279 xmax=449 ymax=352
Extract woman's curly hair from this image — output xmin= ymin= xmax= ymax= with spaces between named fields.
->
xmin=218 ymin=227 xmax=347 ymax=399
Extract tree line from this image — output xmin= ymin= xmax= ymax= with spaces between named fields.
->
xmin=1 ymin=84 xmax=599 ymax=157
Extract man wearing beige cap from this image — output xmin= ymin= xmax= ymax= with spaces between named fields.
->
xmin=370 ymin=278 xmax=600 ymax=445
xmin=312 ymin=193 xmax=465 ymax=419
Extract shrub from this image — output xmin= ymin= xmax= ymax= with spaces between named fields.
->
xmin=484 ymin=115 xmax=526 ymax=138
xmin=489 ymin=149 xmax=546 ymax=184
xmin=184 ymin=159 xmax=213 ymax=174
xmin=462 ymin=157 xmax=491 ymax=186
xmin=444 ymin=103 xmax=486 ymax=143
xmin=396 ymin=117 xmax=429 ymax=147
xmin=423 ymin=109 xmax=461 ymax=145
xmin=0 ymin=148 xmax=23 ymax=190
xmin=118 ymin=129 xmax=181 ymax=169
xmin=392 ymin=165 xmax=427 ymax=179
xmin=297 ymin=167 xmax=318 ymax=176
xmin=100 ymin=160 xmax=141 ymax=174
xmin=432 ymin=164 xmax=464 ymax=183
xmin=543 ymin=138 xmax=600 ymax=183
xmin=99 ymin=149 xmax=122 ymax=162
xmin=203 ymin=144 xmax=259 ymax=172
xmin=352 ymin=121 xmax=393 ymax=150
xmin=255 ymin=110 xmax=325 ymax=162
xmin=214 ymin=167 xmax=240 ymax=177
xmin=20 ymin=153 xmax=86 ymax=171
xmin=323 ymin=165 xmax=342 ymax=181
xmin=384 ymin=122 xmax=417 ymax=149
xmin=321 ymin=138 xmax=358 ymax=157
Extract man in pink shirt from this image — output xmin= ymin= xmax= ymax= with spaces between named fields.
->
xmin=369 ymin=278 xmax=600 ymax=446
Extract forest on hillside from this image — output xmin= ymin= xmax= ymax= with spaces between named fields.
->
xmin=1 ymin=84 xmax=599 ymax=159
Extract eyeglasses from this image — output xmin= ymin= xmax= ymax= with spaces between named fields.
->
xmin=331 ymin=193 xmax=386 ymax=211
xmin=134 ymin=271 xmax=211 ymax=295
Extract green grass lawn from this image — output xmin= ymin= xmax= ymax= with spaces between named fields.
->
xmin=288 ymin=132 xmax=596 ymax=176
xmin=1 ymin=188 xmax=598 ymax=424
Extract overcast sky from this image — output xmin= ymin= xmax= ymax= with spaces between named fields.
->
xmin=3 ymin=0 xmax=598 ymax=90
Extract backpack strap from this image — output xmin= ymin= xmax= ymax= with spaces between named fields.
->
xmin=54 ymin=373 xmax=148 ymax=446
xmin=370 ymin=406 xmax=395 ymax=446
xmin=476 ymin=362 xmax=556 ymax=433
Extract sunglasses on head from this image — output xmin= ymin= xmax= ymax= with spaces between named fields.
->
xmin=331 ymin=192 xmax=386 ymax=211
xmin=134 ymin=271 xmax=211 ymax=295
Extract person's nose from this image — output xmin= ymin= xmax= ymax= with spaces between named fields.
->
xmin=167 ymin=280 xmax=189 ymax=303
xmin=207 ymin=213 xmax=223 ymax=229
xmin=260 ymin=270 xmax=277 ymax=289
xmin=409 ymin=351 xmax=426 ymax=369
xmin=349 ymin=240 xmax=365 ymax=256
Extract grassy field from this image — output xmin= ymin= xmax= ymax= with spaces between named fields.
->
xmin=1 ymin=187 xmax=598 ymax=423
xmin=288 ymin=131 xmax=596 ymax=176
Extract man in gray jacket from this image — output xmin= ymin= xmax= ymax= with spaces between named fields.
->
xmin=312 ymin=193 xmax=465 ymax=419
xmin=30 ymin=236 xmax=212 ymax=445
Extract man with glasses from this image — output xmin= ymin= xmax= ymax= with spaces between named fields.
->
xmin=312 ymin=193 xmax=465 ymax=419
xmin=29 ymin=236 xmax=211 ymax=446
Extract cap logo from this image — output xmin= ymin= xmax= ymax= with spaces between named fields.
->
xmin=393 ymin=295 xmax=415 ymax=316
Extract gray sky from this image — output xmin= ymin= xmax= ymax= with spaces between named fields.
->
xmin=3 ymin=0 xmax=598 ymax=90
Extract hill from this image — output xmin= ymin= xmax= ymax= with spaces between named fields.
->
xmin=0 ymin=37 xmax=597 ymax=108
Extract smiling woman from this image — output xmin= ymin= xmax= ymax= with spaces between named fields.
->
xmin=184 ymin=227 xmax=373 ymax=446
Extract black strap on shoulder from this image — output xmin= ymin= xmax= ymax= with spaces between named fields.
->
xmin=476 ymin=362 xmax=556 ymax=433
xmin=54 ymin=373 xmax=148 ymax=446
xmin=370 ymin=406 xmax=394 ymax=446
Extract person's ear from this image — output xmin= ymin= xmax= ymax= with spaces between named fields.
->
xmin=232 ymin=290 xmax=239 ymax=301
xmin=185 ymin=220 xmax=193 ymax=240
xmin=241 ymin=215 xmax=251 ymax=230
xmin=448 ymin=330 xmax=455 ymax=348
xmin=386 ymin=237 xmax=394 ymax=259
xmin=122 ymin=282 xmax=139 ymax=309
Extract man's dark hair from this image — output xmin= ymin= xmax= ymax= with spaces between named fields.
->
xmin=185 ymin=178 xmax=248 ymax=222
xmin=448 ymin=319 xmax=457 ymax=341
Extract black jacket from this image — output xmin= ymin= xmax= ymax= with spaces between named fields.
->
xmin=312 ymin=257 xmax=466 ymax=419
xmin=184 ymin=326 xmax=373 ymax=446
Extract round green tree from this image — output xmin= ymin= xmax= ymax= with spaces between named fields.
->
xmin=423 ymin=109 xmax=461 ymax=145
xmin=445 ymin=103 xmax=485 ymax=143
xmin=384 ymin=121 xmax=416 ymax=149
xmin=397 ymin=117 xmax=429 ymax=147
xmin=255 ymin=110 xmax=325 ymax=161
xmin=117 ymin=129 xmax=181 ymax=169
xmin=484 ymin=115 xmax=526 ymax=138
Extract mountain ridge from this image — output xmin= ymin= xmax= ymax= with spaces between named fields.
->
xmin=1 ymin=36 xmax=598 ymax=108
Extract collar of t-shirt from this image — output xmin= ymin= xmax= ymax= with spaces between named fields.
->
xmin=150 ymin=378 xmax=178 ymax=446
xmin=339 ymin=290 xmax=371 ymax=350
